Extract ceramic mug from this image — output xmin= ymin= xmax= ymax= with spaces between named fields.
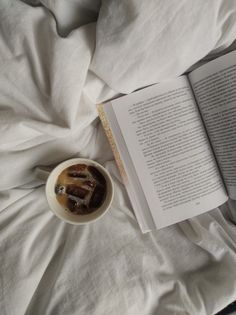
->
xmin=35 ymin=158 xmax=114 ymax=225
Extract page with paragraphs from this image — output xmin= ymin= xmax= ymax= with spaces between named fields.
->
xmin=189 ymin=50 xmax=236 ymax=199
xmin=111 ymin=76 xmax=228 ymax=228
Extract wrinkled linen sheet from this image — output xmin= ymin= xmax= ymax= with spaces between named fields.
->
xmin=1 ymin=1 xmax=236 ymax=314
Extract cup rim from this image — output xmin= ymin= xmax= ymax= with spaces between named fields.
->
xmin=45 ymin=158 xmax=114 ymax=225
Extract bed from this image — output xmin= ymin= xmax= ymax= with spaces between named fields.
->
xmin=1 ymin=1 xmax=236 ymax=314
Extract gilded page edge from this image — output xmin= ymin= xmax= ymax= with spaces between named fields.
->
xmin=97 ymin=103 xmax=128 ymax=183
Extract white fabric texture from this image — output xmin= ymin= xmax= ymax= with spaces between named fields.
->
xmin=0 ymin=1 xmax=236 ymax=314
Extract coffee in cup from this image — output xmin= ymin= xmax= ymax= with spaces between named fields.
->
xmin=35 ymin=158 xmax=114 ymax=225
xmin=55 ymin=163 xmax=107 ymax=215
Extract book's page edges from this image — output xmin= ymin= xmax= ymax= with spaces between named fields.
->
xmin=97 ymin=103 xmax=155 ymax=233
xmin=97 ymin=103 xmax=127 ymax=183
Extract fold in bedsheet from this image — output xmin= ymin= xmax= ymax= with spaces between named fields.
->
xmin=0 ymin=1 xmax=236 ymax=315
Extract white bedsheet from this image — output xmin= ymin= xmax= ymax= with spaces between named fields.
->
xmin=1 ymin=1 xmax=236 ymax=314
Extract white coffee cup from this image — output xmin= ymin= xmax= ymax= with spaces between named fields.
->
xmin=35 ymin=158 xmax=114 ymax=225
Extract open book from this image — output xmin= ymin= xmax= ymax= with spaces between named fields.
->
xmin=97 ymin=50 xmax=236 ymax=233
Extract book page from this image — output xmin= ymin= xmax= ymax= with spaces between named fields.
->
xmin=111 ymin=76 xmax=227 ymax=229
xmin=189 ymin=50 xmax=236 ymax=199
